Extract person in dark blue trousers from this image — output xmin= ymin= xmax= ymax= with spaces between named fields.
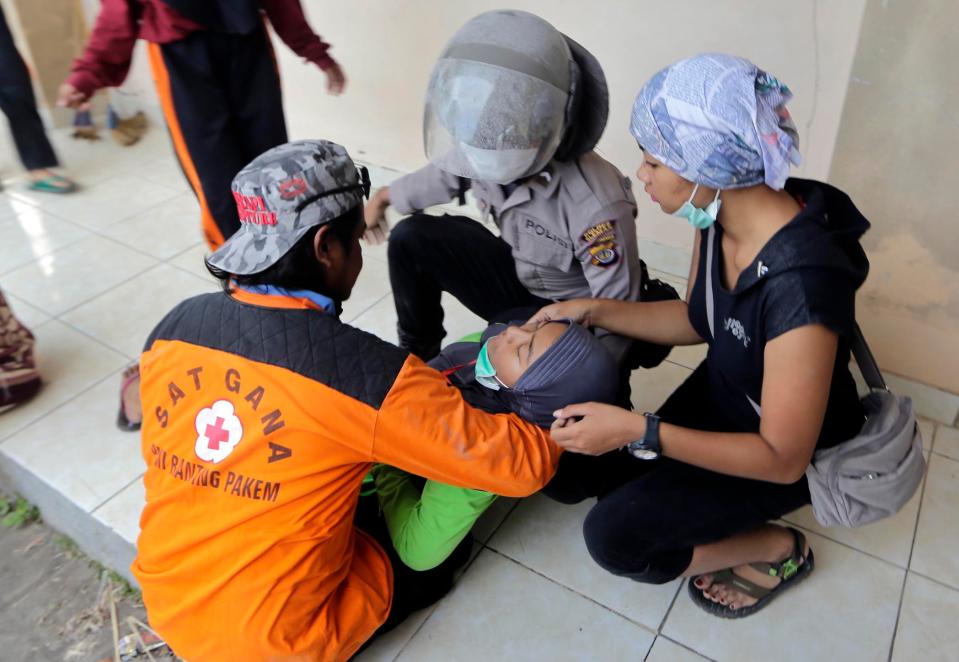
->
xmin=0 ymin=6 xmax=76 ymax=193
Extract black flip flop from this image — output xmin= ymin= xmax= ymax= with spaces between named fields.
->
xmin=688 ymin=527 xmax=815 ymax=619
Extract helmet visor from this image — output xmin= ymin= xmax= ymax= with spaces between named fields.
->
xmin=424 ymin=59 xmax=567 ymax=184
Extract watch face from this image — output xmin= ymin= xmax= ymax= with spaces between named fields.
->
xmin=629 ymin=447 xmax=659 ymax=461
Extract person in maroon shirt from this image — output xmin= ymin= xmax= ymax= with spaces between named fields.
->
xmin=58 ymin=0 xmax=347 ymax=433
xmin=58 ymin=0 xmax=346 ymax=249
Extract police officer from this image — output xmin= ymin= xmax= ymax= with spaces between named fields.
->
xmin=364 ymin=10 xmax=647 ymax=364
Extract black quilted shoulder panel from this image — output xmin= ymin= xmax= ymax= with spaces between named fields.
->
xmin=145 ymin=292 xmax=410 ymax=410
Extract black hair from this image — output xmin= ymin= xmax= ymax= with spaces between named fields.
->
xmin=205 ymin=204 xmax=364 ymax=294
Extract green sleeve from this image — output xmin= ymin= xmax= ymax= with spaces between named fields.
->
xmin=371 ymin=464 xmax=497 ymax=571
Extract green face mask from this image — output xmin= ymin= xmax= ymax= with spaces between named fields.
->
xmin=475 ymin=341 xmax=506 ymax=390
xmin=674 ymin=183 xmax=722 ymax=230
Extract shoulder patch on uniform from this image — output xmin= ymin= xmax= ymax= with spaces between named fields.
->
xmin=581 ymin=220 xmax=616 ymax=244
xmin=582 ymin=220 xmax=619 ymax=267
xmin=588 ymin=242 xmax=619 ymax=267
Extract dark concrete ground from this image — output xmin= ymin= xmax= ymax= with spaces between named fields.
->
xmin=0 ymin=501 xmax=176 ymax=662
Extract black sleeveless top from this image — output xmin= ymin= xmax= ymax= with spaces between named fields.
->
xmin=686 ymin=179 xmax=869 ymax=449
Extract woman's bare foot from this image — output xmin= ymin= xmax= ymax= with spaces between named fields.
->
xmin=692 ymin=526 xmax=810 ymax=611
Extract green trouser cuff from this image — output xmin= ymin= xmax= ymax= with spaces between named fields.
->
xmin=371 ymin=464 xmax=497 ymax=571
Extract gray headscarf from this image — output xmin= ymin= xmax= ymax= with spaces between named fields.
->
xmin=482 ymin=321 xmax=618 ymax=427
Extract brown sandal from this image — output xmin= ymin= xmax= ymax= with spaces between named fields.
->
xmin=688 ymin=527 xmax=815 ymax=619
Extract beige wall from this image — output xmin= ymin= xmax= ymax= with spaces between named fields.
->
xmin=1 ymin=0 xmax=87 ymax=128
xmin=277 ymin=0 xmax=865 ymax=253
xmin=829 ymin=0 xmax=959 ymax=395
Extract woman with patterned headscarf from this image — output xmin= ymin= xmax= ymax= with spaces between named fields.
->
xmin=528 ymin=53 xmax=871 ymax=618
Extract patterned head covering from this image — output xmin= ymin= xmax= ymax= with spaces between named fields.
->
xmin=206 ymin=139 xmax=370 ymax=275
xmin=629 ymin=53 xmax=801 ymax=190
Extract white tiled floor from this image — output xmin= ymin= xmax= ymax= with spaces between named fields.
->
xmin=2 ymin=129 xmax=958 ymax=661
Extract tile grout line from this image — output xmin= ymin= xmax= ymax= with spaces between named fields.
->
xmin=929 ymin=447 xmax=959 ymax=462
xmin=49 ymin=311 xmax=147 ymax=363
xmin=647 ymin=633 xmax=716 ymax=662
xmin=659 ymin=635 xmax=720 ymax=662
xmin=391 ymin=533 xmax=496 ymax=660
xmin=164 ymin=256 xmax=217 ymax=283
xmin=0 ymin=367 xmax=125 ymax=447
xmin=157 ymin=259 xmax=221 ymax=291
xmin=642 ymin=635 xmax=657 ymax=661
xmin=389 ymin=604 xmax=440 ymax=662
xmin=481 ymin=546 xmax=659 ymax=636
xmin=885 ymin=447 xmax=935 ymax=662
xmin=4 ymin=187 xmax=186 ymax=279
xmin=164 ymin=240 xmax=206 ymax=264
xmin=477 ymin=498 xmax=521 ymax=546
xmin=0 ymin=215 xmax=91 ymax=280
xmin=2 ymin=294 xmax=53 ymax=327
xmin=51 ymin=258 xmax=169 ymax=321
xmin=656 ymin=581 xmax=683 ymax=634
xmin=67 ymin=224 xmax=171 ymax=266
xmin=2 ymin=233 xmax=165 ymax=317
xmin=663 ymin=357 xmax=699 ymax=372
xmin=89 ymin=472 xmax=145 ymax=518
xmin=342 ymin=291 xmax=393 ymax=326
xmin=906 ymin=568 xmax=959 ymax=594
xmin=9 ymin=176 xmax=173 ymax=236
xmin=781 ymin=518 xmax=919 ymax=572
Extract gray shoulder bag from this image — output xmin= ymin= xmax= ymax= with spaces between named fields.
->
xmin=804 ymin=326 xmax=926 ymax=527
xmin=702 ymin=225 xmax=926 ymax=527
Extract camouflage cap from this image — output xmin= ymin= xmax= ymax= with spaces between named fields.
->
xmin=206 ymin=139 xmax=370 ymax=275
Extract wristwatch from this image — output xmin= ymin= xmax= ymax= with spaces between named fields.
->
xmin=626 ymin=412 xmax=661 ymax=460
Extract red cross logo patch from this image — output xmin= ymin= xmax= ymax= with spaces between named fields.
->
xmin=194 ymin=400 xmax=244 ymax=464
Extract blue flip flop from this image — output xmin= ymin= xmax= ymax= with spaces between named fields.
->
xmin=28 ymin=174 xmax=78 ymax=194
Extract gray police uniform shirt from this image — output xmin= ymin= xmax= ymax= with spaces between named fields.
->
xmin=389 ymin=151 xmax=641 ymax=361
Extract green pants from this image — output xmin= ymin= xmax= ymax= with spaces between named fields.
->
xmin=371 ymin=465 xmax=498 ymax=571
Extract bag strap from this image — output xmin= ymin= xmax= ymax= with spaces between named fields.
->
xmin=703 ymin=225 xmax=887 ymax=402
xmin=704 ymin=225 xmax=716 ymax=341
xmin=850 ymin=323 xmax=887 ymax=391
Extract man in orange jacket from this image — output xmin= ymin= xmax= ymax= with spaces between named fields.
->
xmin=134 ymin=139 xmax=561 ymax=661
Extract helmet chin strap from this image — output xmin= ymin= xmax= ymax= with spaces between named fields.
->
xmin=553 ymin=57 xmax=582 ymax=163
